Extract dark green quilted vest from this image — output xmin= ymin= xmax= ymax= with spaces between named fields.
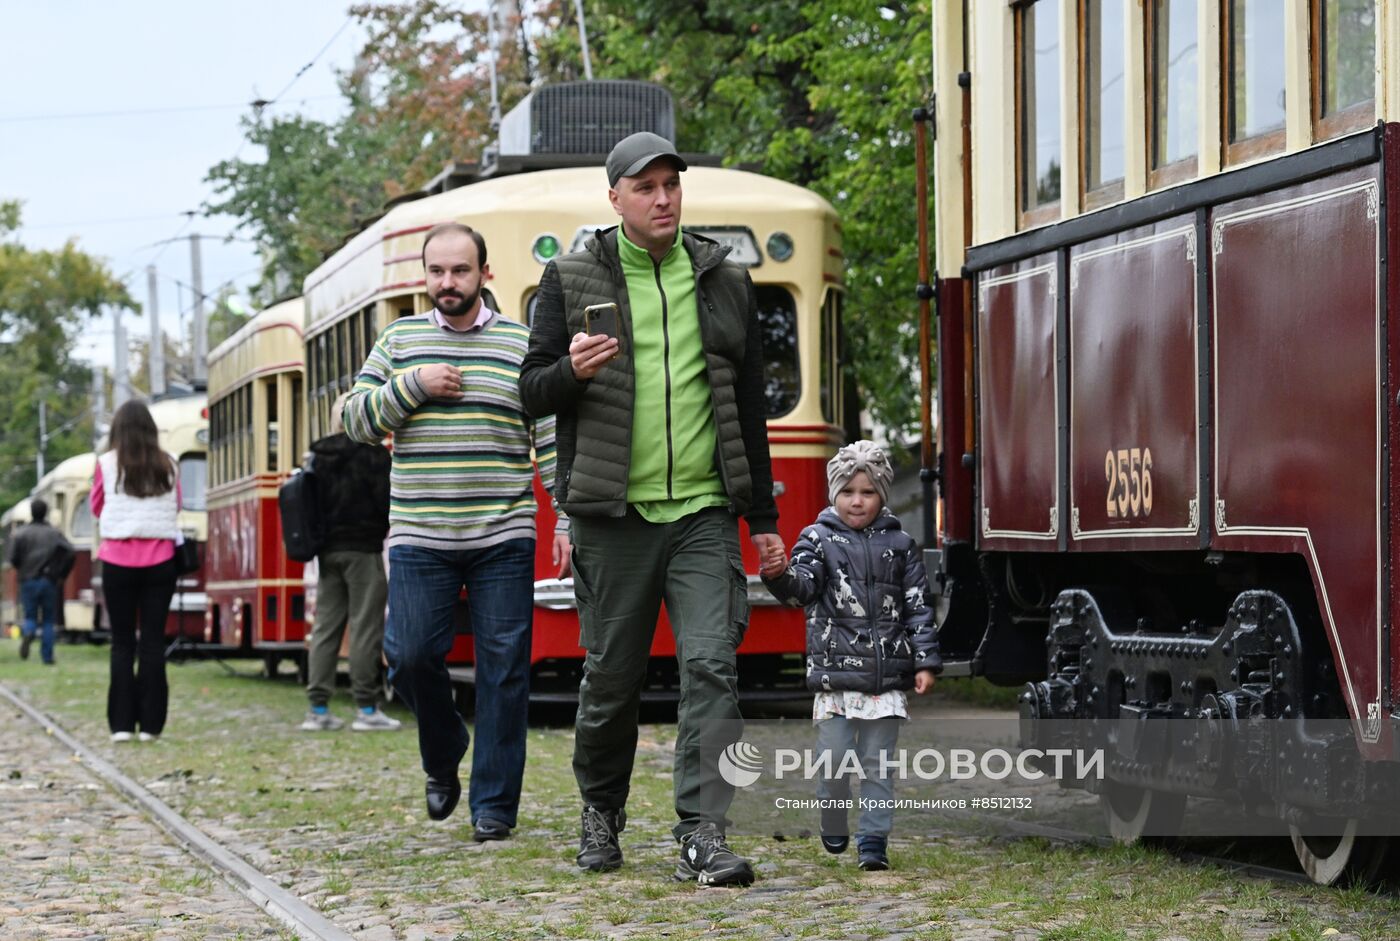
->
xmin=552 ymin=227 xmax=755 ymax=518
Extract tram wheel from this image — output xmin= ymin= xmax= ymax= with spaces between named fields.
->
xmin=1289 ymin=820 xmax=1389 ymax=886
xmin=1101 ymin=781 xmax=1186 ymax=844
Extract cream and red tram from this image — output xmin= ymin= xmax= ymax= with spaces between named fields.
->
xmin=1 ymin=453 xmax=98 ymax=640
xmin=930 ymin=1 xmax=1400 ymax=882
xmin=0 ymin=498 xmax=30 ymax=634
xmin=302 ymin=149 xmax=846 ymax=695
xmin=144 ymin=391 xmax=209 ymax=641
xmin=205 ymin=297 xmax=308 ymax=668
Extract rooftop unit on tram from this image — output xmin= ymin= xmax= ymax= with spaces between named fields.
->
xmin=419 ymin=80 xmax=715 ymax=195
xmin=497 ymin=80 xmax=675 ymax=157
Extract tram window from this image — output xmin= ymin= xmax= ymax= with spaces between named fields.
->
xmin=820 ymin=291 xmax=836 ymax=425
xmin=1224 ymin=0 xmax=1287 ymax=164
xmin=290 ymin=377 xmax=303 ymax=462
xmin=266 ymin=379 xmax=279 ymax=474
xmin=1082 ymin=0 xmax=1127 ymax=207
xmin=363 ymin=310 xmax=377 ymax=370
xmin=216 ymin=399 xmax=227 ymax=486
xmin=1147 ymin=0 xmax=1199 ymax=188
xmin=179 ymin=454 xmax=207 ymax=512
xmin=53 ymin=493 xmax=67 ymax=532
xmin=243 ymin=385 xmax=254 ymax=479
xmin=756 ymin=286 xmax=799 ymax=418
xmin=1312 ymin=0 xmax=1375 ymax=140
xmin=331 ymin=322 xmax=345 ymax=391
xmin=345 ymin=313 xmax=360 ymax=379
xmin=525 ymin=290 xmax=539 ymax=326
xmin=71 ymin=496 xmax=93 ymax=539
xmin=1017 ymin=0 xmax=1063 ymax=227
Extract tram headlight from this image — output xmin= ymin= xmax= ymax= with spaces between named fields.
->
xmin=766 ymin=231 xmax=794 ymax=262
xmin=532 ymin=234 xmax=562 ymax=264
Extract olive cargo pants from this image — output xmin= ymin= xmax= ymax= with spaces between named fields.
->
xmin=306 ymin=550 xmax=388 ymax=709
xmin=570 ymin=507 xmax=749 ymax=839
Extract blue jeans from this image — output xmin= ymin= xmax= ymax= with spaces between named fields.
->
xmin=385 ymin=539 xmax=534 ymax=828
xmin=21 ymin=578 xmax=59 ymax=664
xmin=815 ymin=715 xmax=904 ymax=840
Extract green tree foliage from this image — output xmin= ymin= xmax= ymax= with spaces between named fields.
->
xmin=0 ymin=202 xmax=135 ymax=508
xmin=205 ymin=0 xmax=539 ymax=302
xmin=540 ymin=0 xmax=932 ymax=437
xmin=209 ymin=1 xmax=932 ymax=436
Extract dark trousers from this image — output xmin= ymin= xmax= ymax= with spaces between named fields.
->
xmin=102 ymin=559 xmax=176 ymax=735
xmin=570 ymin=507 xmax=749 ymax=839
xmin=20 ymin=577 xmax=59 ymax=664
xmin=384 ymin=539 xmax=534 ymax=828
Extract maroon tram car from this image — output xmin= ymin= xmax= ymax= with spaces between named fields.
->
xmin=930 ymin=2 xmax=1400 ymax=884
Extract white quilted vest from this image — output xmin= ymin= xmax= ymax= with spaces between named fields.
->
xmin=98 ymin=450 xmax=178 ymax=540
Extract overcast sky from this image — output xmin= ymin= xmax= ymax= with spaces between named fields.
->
xmin=0 ymin=1 xmax=372 ymax=373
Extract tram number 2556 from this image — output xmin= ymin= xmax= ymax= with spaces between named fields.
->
xmin=1105 ymin=447 xmax=1153 ymax=519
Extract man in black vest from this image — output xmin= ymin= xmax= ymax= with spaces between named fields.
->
xmin=520 ymin=132 xmax=786 ymax=886
xmin=8 ymin=498 xmax=73 ymax=665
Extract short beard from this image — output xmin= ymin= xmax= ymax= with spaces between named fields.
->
xmin=432 ymin=287 xmax=479 ymax=318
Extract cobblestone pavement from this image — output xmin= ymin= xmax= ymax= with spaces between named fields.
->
xmin=0 ymin=699 xmax=287 ymax=941
xmin=1 ymin=647 xmax=1394 ymax=941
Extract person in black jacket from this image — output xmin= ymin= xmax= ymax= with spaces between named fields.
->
xmin=299 ymin=394 xmax=398 ymax=732
xmin=8 ymin=498 xmax=73 ymax=664
xmin=762 ymin=441 xmax=941 ymax=872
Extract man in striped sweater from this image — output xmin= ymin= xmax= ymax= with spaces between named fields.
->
xmin=343 ymin=222 xmax=567 ymax=841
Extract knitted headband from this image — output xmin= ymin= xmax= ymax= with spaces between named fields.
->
xmin=826 ymin=440 xmax=893 ymax=505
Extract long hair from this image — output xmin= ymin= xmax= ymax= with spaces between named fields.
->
xmin=109 ymin=400 xmax=174 ymax=497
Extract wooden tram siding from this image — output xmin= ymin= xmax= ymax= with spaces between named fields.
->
xmin=0 ymin=680 xmax=354 ymax=941
xmin=947 ymin=125 xmax=1396 ymax=757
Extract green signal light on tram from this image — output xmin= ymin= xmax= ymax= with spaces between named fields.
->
xmin=532 ymin=234 xmax=562 ymax=263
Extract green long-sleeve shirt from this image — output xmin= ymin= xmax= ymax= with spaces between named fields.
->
xmin=618 ymin=227 xmax=728 ymax=523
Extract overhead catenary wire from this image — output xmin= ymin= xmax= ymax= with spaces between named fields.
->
xmin=0 ymin=96 xmax=338 ymax=124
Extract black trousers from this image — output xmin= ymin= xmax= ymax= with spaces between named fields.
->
xmin=103 ymin=559 xmax=176 ymax=735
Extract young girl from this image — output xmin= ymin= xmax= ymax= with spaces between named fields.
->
xmin=92 ymin=400 xmax=180 ymax=743
xmin=763 ymin=440 xmax=941 ymax=870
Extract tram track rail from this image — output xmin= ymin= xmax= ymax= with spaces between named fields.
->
xmin=0 ymin=680 xmax=355 ymax=941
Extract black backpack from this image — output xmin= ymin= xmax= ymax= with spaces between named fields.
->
xmin=278 ymin=461 xmax=323 ymax=563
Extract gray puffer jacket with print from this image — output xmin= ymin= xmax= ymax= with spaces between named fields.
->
xmin=763 ymin=507 xmax=941 ymax=693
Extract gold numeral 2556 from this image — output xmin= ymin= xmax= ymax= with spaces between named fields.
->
xmin=1105 ymin=447 xmax=1153 ymax=519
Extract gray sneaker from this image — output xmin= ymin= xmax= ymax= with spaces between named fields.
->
xmin=351 ymin=707 xmax=402 ymax=731
xmin=299 ymin=710 xmax=344 ymax=731
xmin=674 ymin=822 xmax=755 ymax=887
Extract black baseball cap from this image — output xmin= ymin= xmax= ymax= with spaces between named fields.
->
xmin=606 ymin=132 xmax=688 ymax=188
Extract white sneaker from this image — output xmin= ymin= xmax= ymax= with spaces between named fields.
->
xmin=300 ymin=710 xmax=345 ymax=731
xmin=138 ymin=732 xmax=159 ymax=742
xmin=352 ymin=707 xmax=402 ymax=731
xmin=111 ymin=731 xmax=133 ymax=743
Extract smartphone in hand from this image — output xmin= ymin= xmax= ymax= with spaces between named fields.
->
xmin=584 ymin=302 xmax=619 ymax=341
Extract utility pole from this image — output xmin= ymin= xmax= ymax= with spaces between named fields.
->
xmin=36 ymin=400 xmax=46 ymax=481
xmin=574 ymin=0 xmax=593 ymax=80
xmin=113 ymin=310 xmax=131 ymax=410
xmin=189 ymin=232 xmax=207 ymax=386
xmin=92 ymin=362 xmax=107 ymax=451
xmin=487 ymin=0 xmax=503 ymax=131
xmin=147 ymin=264 xmax=166 ymax=398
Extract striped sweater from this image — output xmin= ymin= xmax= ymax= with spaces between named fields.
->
xmin=343 ymin=309 xmax=558 ymax=551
